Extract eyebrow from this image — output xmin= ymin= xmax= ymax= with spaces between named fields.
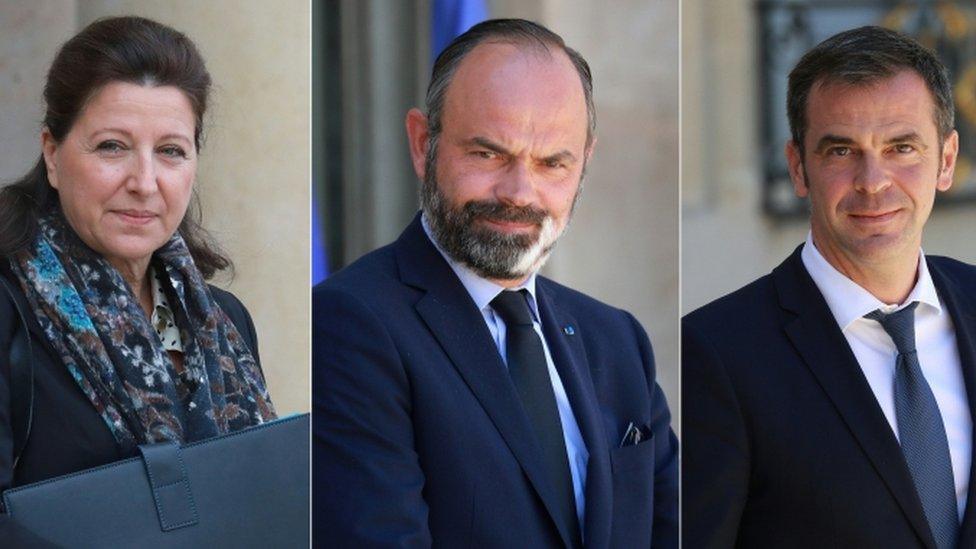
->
xmin=467 ymin=136 xmax=577 ymax=164
xmin=91 ymin=128 xmax=193 ymax=145
xmin=885 ymin=132 xmax=925 ymax=148
xmin=812 ymin=134 xmax=855 ymax=154
xmin=813 ymin=132 xmax=926 ymax=153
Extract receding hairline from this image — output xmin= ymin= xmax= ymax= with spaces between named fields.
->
xmin=443 ymin=37 xmax=585 ymax=103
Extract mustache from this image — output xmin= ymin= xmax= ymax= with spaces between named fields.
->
xmin=460 ymin=200 xmax=549 ymax=225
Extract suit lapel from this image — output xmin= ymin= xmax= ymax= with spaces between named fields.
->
xmin=928 ymin=259 xmax=976 ymax=548
xmin=536 ymin=283 xmax=613 ymax=549
xmin=774 ymin=248 xmax=936 ymax=549
xmin=394 ymin=215 xmax=577 ymax=548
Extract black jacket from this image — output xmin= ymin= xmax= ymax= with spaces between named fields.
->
xmin=0 ymin=262 xmax=260 ymax=545
xmin=682 ymin=246 xmax=976 ymax=548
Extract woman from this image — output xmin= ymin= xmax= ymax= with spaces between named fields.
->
xmin=0 ymin=15 xmax=276 ymax=524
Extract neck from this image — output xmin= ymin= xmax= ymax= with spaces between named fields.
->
xmin=112 ymin=259 xmax=153 ymax=317
xmin=811 ymin=234 xmax=920 ymax=305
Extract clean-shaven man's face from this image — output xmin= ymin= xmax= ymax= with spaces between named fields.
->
xmin=786 ymin=69 xmax=958 ymax=272
xmin=408 ymin=41 xmax=593 ymax=283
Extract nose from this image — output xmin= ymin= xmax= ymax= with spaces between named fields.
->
xmin=125 ymin=150 xmax=158 ymax=195
xmin=495 ymin=160 xmax=536 ymax=207
xmin=853 ymin=153 xmax=892 ymax=194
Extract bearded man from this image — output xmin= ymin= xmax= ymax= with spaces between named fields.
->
xmin=312 ymin=18 xmax=677 ymax=549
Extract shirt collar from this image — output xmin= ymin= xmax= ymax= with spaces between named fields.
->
xmin=421 ymin=213 xmax=541 ymax=320
xmin=150 ymin=266 xmax=184 ymax=352
xmin=801 ymin=231 xmax=942 ymax=330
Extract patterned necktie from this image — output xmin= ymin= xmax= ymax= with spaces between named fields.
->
xmin=866 ymin=302 xmax=958 ymax=549
xmin=491 ymin=289 xmax=581 ymax=547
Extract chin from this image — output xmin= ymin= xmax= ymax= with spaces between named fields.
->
xmin=845 ymin=232 xmax=915 ymax=264
xmin=99 ymin=238 xmax=166 ymax=265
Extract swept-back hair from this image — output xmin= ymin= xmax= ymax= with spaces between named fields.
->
xmin=787 ymin=25 xmax=954 ymax=154
xmin=0 ymin=16 xmax=230 ymax=278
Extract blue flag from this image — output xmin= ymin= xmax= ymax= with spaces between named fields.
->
xmin=432 ymin=0 xmax=487 ymax=61
xmin=312 ymin=190 xmax=328 ymax=285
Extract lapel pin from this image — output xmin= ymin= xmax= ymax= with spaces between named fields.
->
xmin=563 ymin=325 xmax=575 ymax=336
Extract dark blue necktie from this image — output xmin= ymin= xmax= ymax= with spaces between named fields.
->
xmin=866 ymin=302 xmax=958 ymax=549
xmin=491 ymin=290 xmax=581 ymax=548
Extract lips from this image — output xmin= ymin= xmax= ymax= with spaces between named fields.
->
xmin=112 ymin=209 xmax=158 ymax=225
xmin=847 ymin=209 xmax=901 ymax=224
xmin=481 ymin=217 xmax=538 ymax=232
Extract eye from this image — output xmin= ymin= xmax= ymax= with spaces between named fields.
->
xmin=543 ymin=158 xmax=566 ymax=169
xmin=95 ymin=140 xmax=126 ymax=154
xmin=827 ymin=146 xmax=851 ymax=157
xmin=472 ymin=150 xmax=498 ymax=160
xmin=893 ymin=143 xmax=916 ymax=154
xmin=158 ymin=145 xmax=188 ymax=159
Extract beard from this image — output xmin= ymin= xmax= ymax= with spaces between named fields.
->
xmin=421 ymin=153 xmax=580 ymax=281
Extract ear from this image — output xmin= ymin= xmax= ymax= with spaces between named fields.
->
xmin=937 ymin=129 xmax=959 ymax=192
xmin=41 ymin=128 xmax=60 ymax=189
xmin=785 ymin=140 xmax=808 ymax=198
xmin=405 ymin=108 xmax=430 ymax=181
xmin=584 ymin=137 xmax=597 ymax=165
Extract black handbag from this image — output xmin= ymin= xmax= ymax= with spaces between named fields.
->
xmin=2 ymin=413 xmax=309 ymax=548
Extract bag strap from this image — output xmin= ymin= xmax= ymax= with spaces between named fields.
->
xmin=0 ymin=276 xmax=34 ymax=470
xmin=138 ymin=442 xmax=199 ymax=531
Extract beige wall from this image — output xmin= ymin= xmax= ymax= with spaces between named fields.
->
xmin=682 ymin=0 xmax=798 ymax=314
xmin=0 ymin=1 xmax=310 ymax=414
xmin=0 ymin=3 xmax=75 ymax=180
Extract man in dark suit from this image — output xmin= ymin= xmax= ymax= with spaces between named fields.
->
xmin=313 ymin=19 xmax=677 ymax=548
xmin=684 ymin=26 xmax=976 ymax=548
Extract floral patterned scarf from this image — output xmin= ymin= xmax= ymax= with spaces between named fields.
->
xmin=9 ymin=213 xmax=276 ymax=453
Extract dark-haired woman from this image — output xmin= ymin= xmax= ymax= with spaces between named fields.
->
xmin=0 ymin=16 xmax=276 ymax=541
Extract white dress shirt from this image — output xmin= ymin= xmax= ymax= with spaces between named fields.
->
xmin=802 ymin=233 xmax=971 ymax=517
xmin=422 ymin=214 xmax=589 ymax=527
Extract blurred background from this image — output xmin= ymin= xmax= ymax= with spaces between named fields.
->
xmin=683 ymin=0 xmax=976 ymax=313
xmin=313 ymin=0 xmax=680 ymax=417
xmin=0 ymin=1 xmax=310 ymax=415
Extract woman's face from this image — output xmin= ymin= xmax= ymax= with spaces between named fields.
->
xmin=42 ymin=81 xmax=197 ymax=275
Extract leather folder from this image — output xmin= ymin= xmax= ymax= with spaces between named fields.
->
xmin=3 ymin=413 xmax=309 ymax=548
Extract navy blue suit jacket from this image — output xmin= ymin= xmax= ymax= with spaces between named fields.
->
xmin=313 ymin=215 xmax=677 ymax=548
xmin=683 ymin=246 xmax=976 ymax=548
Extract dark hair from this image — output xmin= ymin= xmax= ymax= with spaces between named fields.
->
xmin=423 ymin=18 xmax=595 ymax=181
xmin=0 ymin=16 xmax=231 ymax=278
xmin=787 ymin=25 xmax=954 ymax=155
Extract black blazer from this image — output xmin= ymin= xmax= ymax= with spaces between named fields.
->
xmin=0 ymin=261 xmax=260 ymax=542
xmin=682 ymin=246 xmax=976 ymax=548
xmin=313 ymin=214 xmax=678 ymax=548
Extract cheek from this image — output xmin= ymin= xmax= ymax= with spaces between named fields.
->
xmin=803 ymin=168 xmax=847 ymax=208
xmin=162 ymin=172 xmax=195 ymax=219
xmin=439 ymin=163 xmax=496 ymax=202
xmin=892 ymin=163 xmax=931 ymax=188
xmin=809 ymin=160 xmax=850 ymax=184
xmin=544 ymin=179 xmax=580 ymax=219
xmin=57 ymin=163 xmax=122 ymax=211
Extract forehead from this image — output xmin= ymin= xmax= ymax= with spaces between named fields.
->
xmin=441 ymin=41 xmax=588 ymax=145
xmin=74 ymin=81 xmax=196 ymax=136
xmin=804 ymin=70 xmax=938 ymax=140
